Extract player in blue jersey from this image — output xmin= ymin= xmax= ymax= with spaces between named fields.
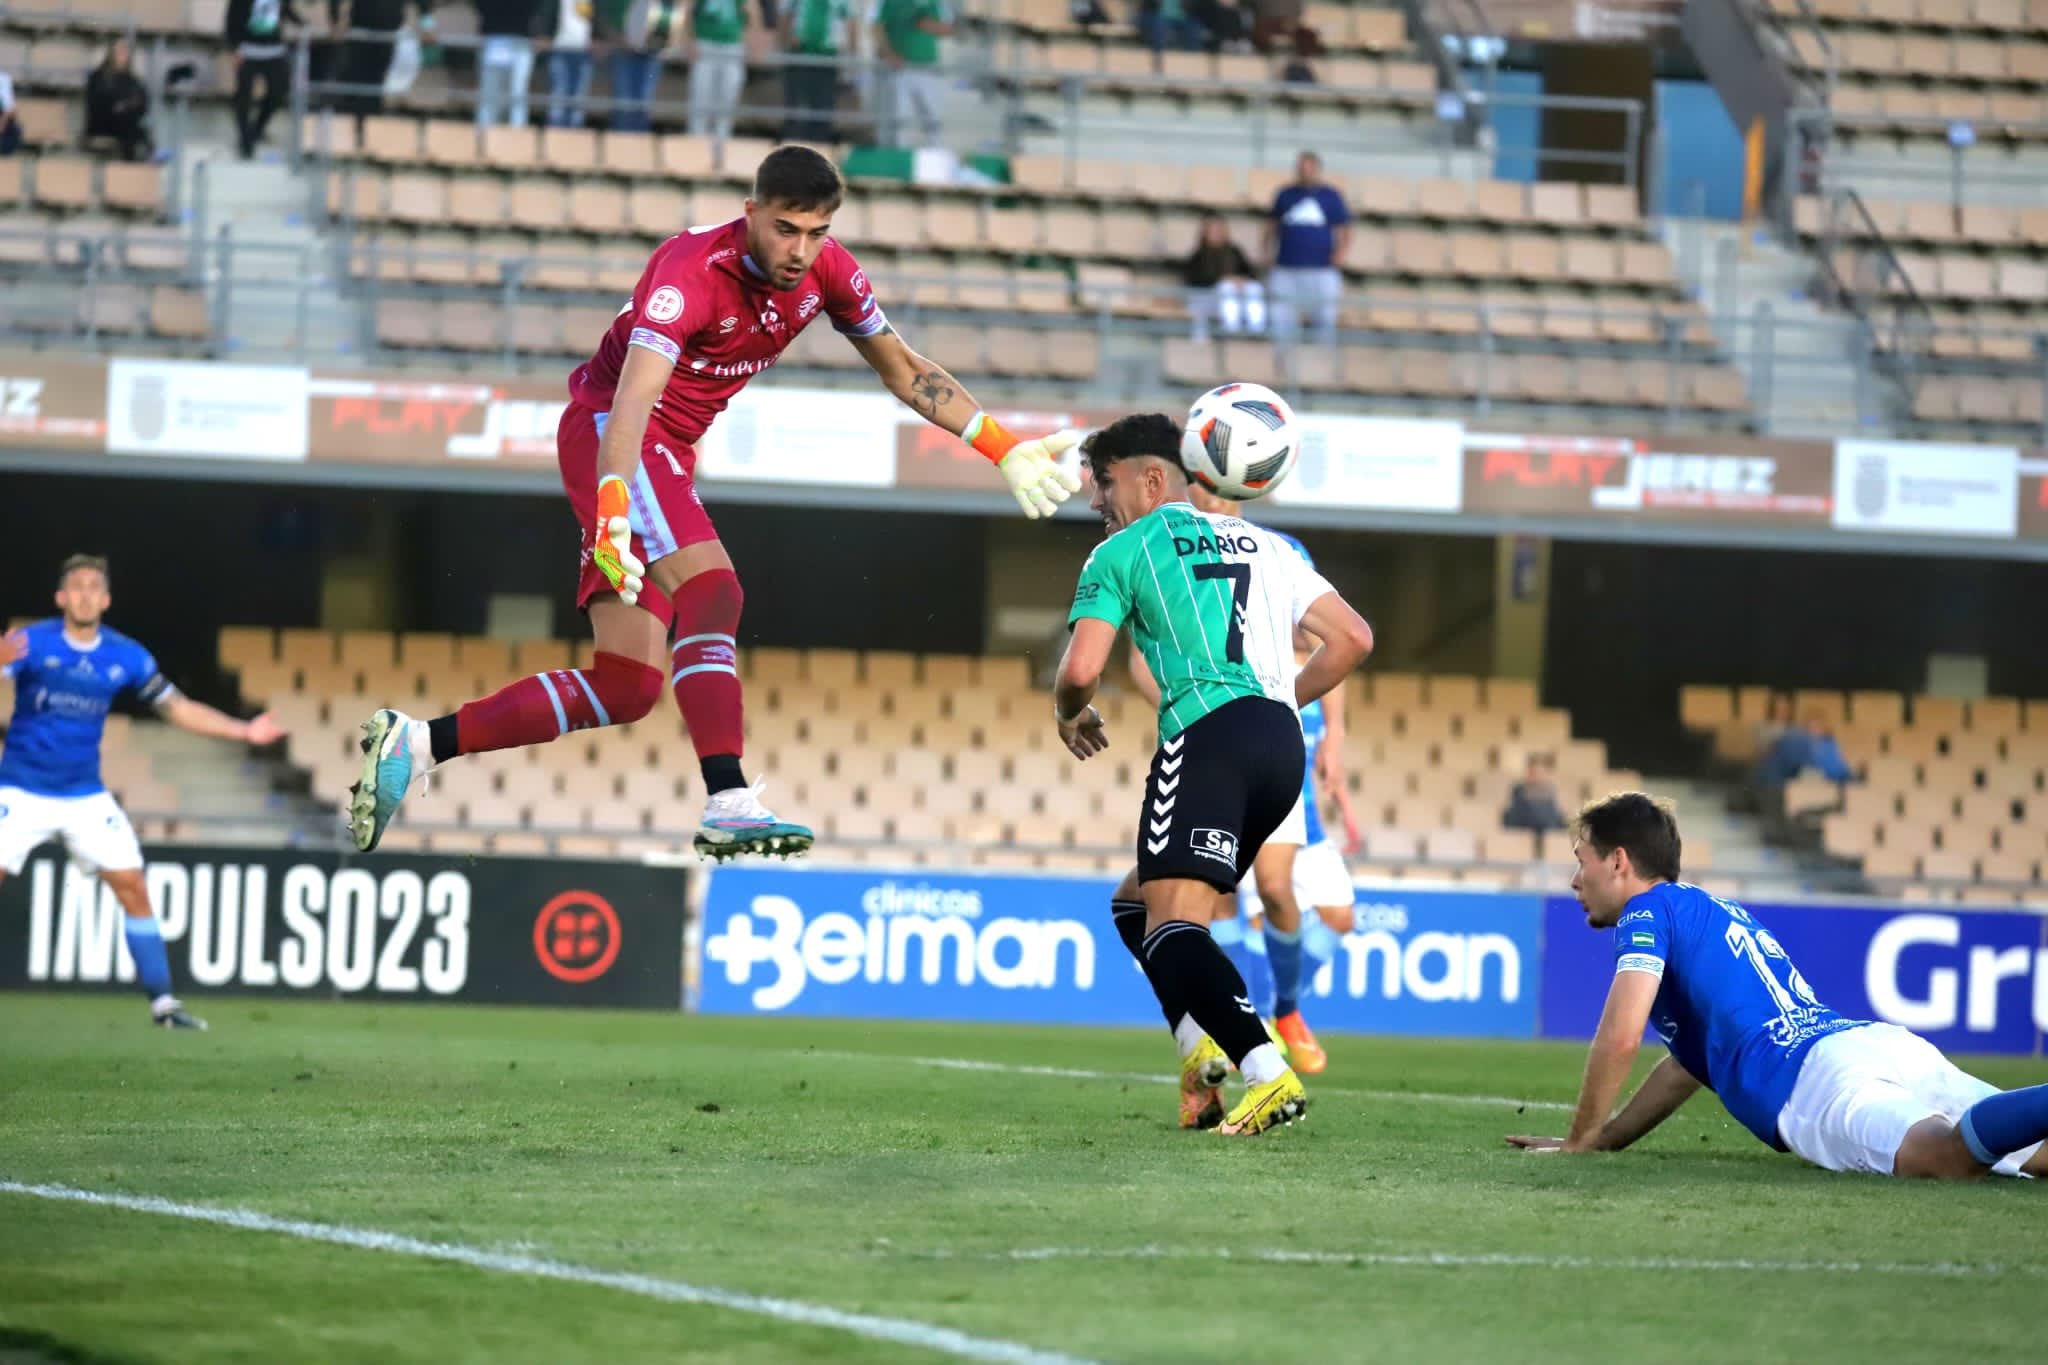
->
xmin=0 ymin=556 xmax=285 ymax=1030
xmin=1507 ymin=792 xmax=2048 ymax=1179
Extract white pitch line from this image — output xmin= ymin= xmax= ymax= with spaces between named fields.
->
xmin=0 ymin=1180 xmax=1097 ymax=1365
xmin=901 ymin=1243 xmax=2043 ymax=1280
xmin=791 ymin=1049 xmax=1574 ymax=1112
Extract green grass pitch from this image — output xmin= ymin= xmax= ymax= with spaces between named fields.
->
xmin=2 ymin=994 xmax=2044 ymax=1363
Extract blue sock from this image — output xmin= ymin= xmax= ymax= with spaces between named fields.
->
xmin=1302 ymin=914 xmax=1340 ymax=997
xmin=1241 ymin=923 xmax=1276 ymax=1018
xmin=1958 ymin=1084 xmax=2048 ymax=1166
xmin=1267 ymin=922 xmax=1304 ymax=1019
xmin=123 ymin=915 xmax=174 ymax=1001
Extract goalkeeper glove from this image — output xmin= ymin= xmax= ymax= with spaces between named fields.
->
xmin=966 ymin=412 xmax=1084 ymax=520
xmin=592 ymin=474 xmax=647 ymax=607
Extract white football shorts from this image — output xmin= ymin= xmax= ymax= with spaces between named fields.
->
xmin=1268 ymin=794 xmax=1307 ymax=848
xmin=0 ymin=786 xmax=145 ymax=876
xmin=1293 ymin=838 xmax=1356 ymax=911
xmin=1776 ymin=1021 xmax=2039 ymax=1177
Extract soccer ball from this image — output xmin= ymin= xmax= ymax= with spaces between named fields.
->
xmin=1180 ymin=383 xmax=1301 ymax=501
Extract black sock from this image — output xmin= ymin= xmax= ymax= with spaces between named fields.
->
xmin=700 ymin=754 xmax=745 ymax=795
xmin=1141 ymin=920 xmax=1269 ymax=1066
xmin=427 ymin=714 xmax=460 ymax=765
xmin=1112 ymin=898 xmax=1175 ymax=1029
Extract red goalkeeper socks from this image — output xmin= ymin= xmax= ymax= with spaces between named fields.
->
xmin=669 ymin=568 xmax=746 ymax=791
xmin=449 ymin=652 xmax=664 ymax=756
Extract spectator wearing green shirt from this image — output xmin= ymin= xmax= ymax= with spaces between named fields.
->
xmin=872 ymin=0 xmax=948 ymax=148
xmin=780 ymin=0 xmax=852 ymax=143
xmin=686 ymin=0 xmax=748 ymax=139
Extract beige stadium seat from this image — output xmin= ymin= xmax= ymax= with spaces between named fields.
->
xmin=361 ymin=116 xmax=423 ymax=163
xmin=1921 ymin=847 xmax=1977 ymax=884
xmin=1970 ymin=696 xmax=2023 ymax=732
xmin=421 ymin=120 xmax=480 ymax=168
xmin=1980 ymin=847 xmax=2039 ymax=885
xmin=1428 ymin=676 xmax=1482 ymax=712
xmin=482 ymin=125 xmax=540 ymax=170
xmin=1678 ymin=685 xmax=1733 ymax=731
xmin=603 ymin=130 xmax=660 ymax=175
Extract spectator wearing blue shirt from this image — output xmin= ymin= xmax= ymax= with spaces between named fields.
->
xmin=1263 ymin=149 xmax=1349 ymax=355
xmin=1755 ymin=711 xmax=1853 ymax=787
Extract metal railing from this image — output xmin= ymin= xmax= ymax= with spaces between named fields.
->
xmin=1 ymin=224 xmax=1755 ymax=419
xmin=270 ymin=25 xmax=1647 ymax=185
xmin=1804 ymin=187 xmax=1938 ymax=406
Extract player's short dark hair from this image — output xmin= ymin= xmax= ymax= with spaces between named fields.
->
xmin=1573 ymin=792 xmax=1681 ymax=883
xmin=1082 ymin=413 xmax=1187 ymax=485
xmin=753 ymin=145 xmax=844 ymax=213
xmin=58 ymin=554 xmax=109 ymax=588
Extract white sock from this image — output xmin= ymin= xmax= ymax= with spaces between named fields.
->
xmin=1240 ymin=1042 xmax=1287 ymax=1086
xmin=1172 ymin=1014 xmax=1207 ymax=1061
xmin=150 ymin=993 xmax=178 ymax=1015
xmin=407 ymin=720 xmax=439 ymax=774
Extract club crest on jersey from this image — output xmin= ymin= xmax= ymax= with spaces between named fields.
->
xmin=645 ymin=286 xmax=685 ymax=324
xmin=798 ymin=293 xmax=821 ymax=320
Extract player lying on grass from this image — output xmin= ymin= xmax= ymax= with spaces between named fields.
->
xmin=0 ymin=555 xmax=287 ymax=1030
xmin=1508 ymin=791 xmax=2048 ymax=1179
xmin=1053 ymin=414 xmax=1373 ymax=1135
xmin=348 ymin=145 xmax=1080 ymax=863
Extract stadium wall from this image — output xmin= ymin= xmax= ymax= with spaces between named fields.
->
xmin=6 ymin=855 xmax=2043 ymax=1054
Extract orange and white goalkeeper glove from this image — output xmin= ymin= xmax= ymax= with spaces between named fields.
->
xmin=593 ymin=474 xmax=646 ymax=607
xmin=966 ymin=412 xmax=1084 ymax=520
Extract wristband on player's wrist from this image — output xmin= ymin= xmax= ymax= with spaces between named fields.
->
xmin=963 ymin=410 xmax=1019 ymax=465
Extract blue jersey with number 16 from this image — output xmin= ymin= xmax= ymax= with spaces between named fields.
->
xmin=1613 ymin=882 xmax=1864 ymax=1149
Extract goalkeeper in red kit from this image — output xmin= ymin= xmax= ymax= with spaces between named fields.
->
xmin=348 ymin=146 xmax=1080 ymax=861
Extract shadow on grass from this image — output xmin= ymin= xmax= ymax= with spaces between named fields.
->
xmin=0 ymin=1328 xmax=146 ymax=1365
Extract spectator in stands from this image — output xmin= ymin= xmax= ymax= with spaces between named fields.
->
xmin=599 ymin=0 xmax=678 ymax=134
xmin=874 ymin=0 xmax=950 ymax=149
xmin=85 ymin=40 xmax=154 ymax=162
xmin=1135 ymin=0 xmax=1204 ymax=65
xmin=780 ymin=0 xmax=852 ymax=144
xmin=1249 ymin=0 xmax=1300 ymax=52
xmin=685 ymin=0 xmax=749 ymax=140
xmin=0 ymin=71 xmax=20 ymax=157
xmin=477 ymin=0 xmax=547 ymax=127
xmin=546 ymin=0 xmax=599 ymax=126
xmin=1503 ymin=752 xmax=1566 ymax=833
xmin=330 ymin=0 xmax=427 ymax=124
xmin=1756 ymin=711 xmax=1853 ymax=788
xmin=1188 ymin=0 xmax=1249 ymax=49
xmin=1755 ymin=690 xmax=1796 ymax=756
xmin=226 ymin=0 xmax=302 ymax=159
xmin=1184 ymin=211 xmax=1265 ymax=343
xmin=1264 ymin=148 xmax=1348 ymax=355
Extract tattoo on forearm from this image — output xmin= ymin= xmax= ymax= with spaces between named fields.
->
xmin=908 ymin=368 xmax=956 ymax=419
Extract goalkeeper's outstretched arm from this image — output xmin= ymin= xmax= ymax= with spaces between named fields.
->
xmin=850 ymin=325 xmax=1081 ymax=519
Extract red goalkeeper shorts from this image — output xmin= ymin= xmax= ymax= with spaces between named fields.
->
xmin=557 ymin=402 xmax=719 ymax=615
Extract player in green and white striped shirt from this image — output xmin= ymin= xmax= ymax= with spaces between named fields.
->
xmin=1054 ymin=413 xmax=1373 ymax=1136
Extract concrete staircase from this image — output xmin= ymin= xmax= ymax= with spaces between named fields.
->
xmin=182 ymin=145 xmax=359 ymax=362
xmin=128 ymin=724 xmax=337 ymax=847
xmin=1643 ymin=775 xmax=1845 ymax=900
xmin=1663 ymin=217 xmax=1896 ymax=439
